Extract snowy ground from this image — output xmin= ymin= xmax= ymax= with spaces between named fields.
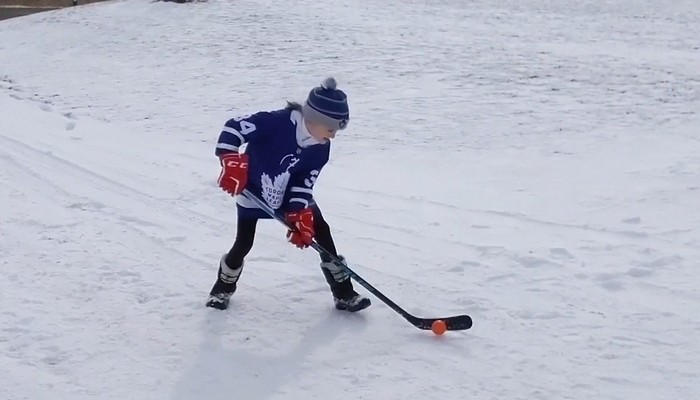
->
xmin=1 ymin=0 xmax=699 ymax=399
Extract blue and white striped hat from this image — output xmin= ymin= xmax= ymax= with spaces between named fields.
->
xmin=302 ymin=77 xmax=349 ymax=130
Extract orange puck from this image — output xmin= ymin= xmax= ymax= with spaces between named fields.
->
xmin=431 ymin=320 xmax=447 ymax=335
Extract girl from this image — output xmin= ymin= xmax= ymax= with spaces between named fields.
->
xmin=206 ymin=77 xmax=371 ymax=313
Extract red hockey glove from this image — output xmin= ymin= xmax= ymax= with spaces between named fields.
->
xmin=217 ymin=153 xmax=249 ymax=196
xmin=285 ymin=208 xmax=314 ymax=248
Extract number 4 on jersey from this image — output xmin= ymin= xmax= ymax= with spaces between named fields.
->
xmin=239 ymin=120 xmax=256 ymax=135
xmin=233 ymin=115 xmax=257 ymax=135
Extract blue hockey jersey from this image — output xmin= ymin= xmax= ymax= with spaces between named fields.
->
xmin=215 ymin=107 xmax=330 ymax=218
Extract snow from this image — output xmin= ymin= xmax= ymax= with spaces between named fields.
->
xmin=1 ymin=0 xmax=699 ymax=399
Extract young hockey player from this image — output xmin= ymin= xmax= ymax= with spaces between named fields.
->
xmin=206 ymin=77 xmax=371 ymax=313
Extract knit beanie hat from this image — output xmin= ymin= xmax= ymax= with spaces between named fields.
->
xmin=302 ymin=77 xmax=350 ymax=130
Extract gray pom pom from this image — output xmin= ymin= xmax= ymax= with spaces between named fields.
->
xmin=321 ymin=77 xmax=337 ymax=90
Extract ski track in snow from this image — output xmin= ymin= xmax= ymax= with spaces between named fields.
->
xmin=1 ymin=0 xmax=700 ymax=399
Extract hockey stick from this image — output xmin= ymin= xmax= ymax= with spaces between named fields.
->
xmin=241 ymin=189 xmax=473 ymax=331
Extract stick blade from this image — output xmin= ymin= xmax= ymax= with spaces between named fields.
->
xmin=409 ymin=314 xmax=473 ymax=331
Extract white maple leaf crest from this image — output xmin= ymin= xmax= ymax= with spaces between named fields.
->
xmin=261 ymin=171 xmax=290 ymax=209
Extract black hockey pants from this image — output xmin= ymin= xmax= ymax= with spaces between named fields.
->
xmin=223 ymin=205 xmax=354 ymax=298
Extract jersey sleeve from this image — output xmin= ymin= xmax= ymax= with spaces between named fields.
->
xmin=215 ymin=112 xmax=268 ymax=156
xmin=286 ymin=166 xmax=324 ymax=211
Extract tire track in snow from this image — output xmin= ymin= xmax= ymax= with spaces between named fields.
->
xmin=0 ymin=133 xmax=211 ymax=268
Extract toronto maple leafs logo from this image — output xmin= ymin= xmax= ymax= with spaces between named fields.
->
xmin=259 ymin=154 xmax=300 ymax=209
xmin=261 ymin=171 xmax=290 ymax=209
